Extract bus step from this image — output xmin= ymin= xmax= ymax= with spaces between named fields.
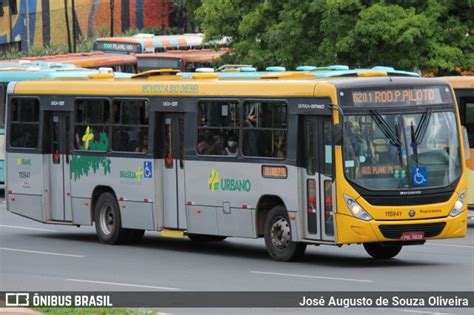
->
xmin=160 ymin=229 xmax=185 ymax=238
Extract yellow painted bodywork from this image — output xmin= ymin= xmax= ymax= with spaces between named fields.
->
xmin=439 ymin=77 xmax=474 ymax=208
xmin=161 ymin=229 xmax=185 ymax=238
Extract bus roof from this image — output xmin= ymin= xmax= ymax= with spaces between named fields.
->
xmin=11 ymin=76 xmax=443 ymax=101
xmin=439 ymin=76 xmax=474 ymax=89
xmin=135 ymin=49 xmax=229 ymax=63
xmin=22 ymin=52 xmax=137 ymax=69
xmin=179 ymin=67 xmax=420 ymax=79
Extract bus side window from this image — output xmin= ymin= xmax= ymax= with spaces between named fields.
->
xmin=197 ymin=100 xmax=240 ymax=156
xmin=111 ymin=99 xmax=149 ymax=153
xmin=242 ymin=101 xmax=287 ymax=158
xmin=9 ymin=98 xmax=40 ymax=149
xmin=0 ymin=84 xmax=5 ymax=130
xmin=465 ymin=101 xmax=474 ymax=148
xmin=74 ymin=99 xmax=110 ymax=151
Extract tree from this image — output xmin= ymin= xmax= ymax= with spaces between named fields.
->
xmin=195 ymin=0 xmax=474 ymax=74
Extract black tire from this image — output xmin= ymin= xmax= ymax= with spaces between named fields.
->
xmin=188 ymin=234 xmax=227 ymax=242
xmin=94 ymin=192 xmax=130 ymax=245
xmin=363 ymin=243 xmax=403 ymax=259
xmin=264 ymin=205 xmax=306 ymax=261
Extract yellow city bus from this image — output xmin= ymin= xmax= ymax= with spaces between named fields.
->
xmin=5 ymin=72 xmax=469 ymax=261
xmin=440 ymin=77 xmax=473 ymax=214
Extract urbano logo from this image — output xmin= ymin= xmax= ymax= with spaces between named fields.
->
xmin=120 ymin=166 xmax=144 ymax=180
xmin=208 ymin=169 xmax=251 ymax=193
xmin=16 ymin=158 xmax=31 ymax=166
xmin=120 ymin=161 xmax=153 ymax=181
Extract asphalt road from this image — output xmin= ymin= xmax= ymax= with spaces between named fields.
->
xmin=1 ymin=201 xmax=473 ymax=314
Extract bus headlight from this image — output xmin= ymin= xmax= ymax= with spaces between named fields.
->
xmin=344 ymin=195 xmax=373 ymax=221
xmin=449 ymin=190 xmax=466 ymax=217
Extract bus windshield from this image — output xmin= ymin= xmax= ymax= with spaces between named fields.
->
xmin=343 ymin=110 xmax=461 ymax=190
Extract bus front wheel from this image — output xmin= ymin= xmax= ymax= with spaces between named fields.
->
xmin=264 ymin=206 xmax=306 ymax=261
xmin=363 ymin=243 xmax=402 ymax=259
xmin=94 ymin=192 xmax=139 ymax=245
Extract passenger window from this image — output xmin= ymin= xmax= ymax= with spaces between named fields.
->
xmin=465 ymin=102 xmax=474 ymax=148
xmin=112 ymin=99 xmax=149 ymax=153
xmin=0 ymin=84 xmax=5 ymax=129
xmin=197 ymin=101 xmax=240 ymax=156
xmin=9 ymin=98 xmax=40 ymax=148
xmin=74 ymin=99 xmax=110 ymax=151
xmin=243 ymin=101 xmax=287 ymax=158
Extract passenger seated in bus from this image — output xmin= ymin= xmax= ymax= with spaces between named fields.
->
xmin=135 ymin=133 xmax=148 ymax=153
xmin=274 ymin=135 xmax=286 ymax=158
xmin=223 ymin=134 xmax=238 ymax=157
xmin=198 ymin=130 xmax=223 ymax=155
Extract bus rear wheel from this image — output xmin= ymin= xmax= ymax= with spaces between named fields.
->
xmin=363 ymin=243 xmax=402 ymax=259
xmin=94 ymin=192 xmax=138 ymax=245
xmin=264 ymin=206 xmax=306 ymax=261
xmin=188 ymin=234 xmax=227 ymax=242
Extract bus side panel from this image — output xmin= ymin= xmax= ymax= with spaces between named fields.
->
xmin=71 ymin=197 xmax=92 ymax=225
xmin=184 ymin=160 xmax=300 ymax=239
xmin=7 ymin=153 xmax=45 ymax=221
xmin=70 ymin=156 xmax=155 ymax=230
xmin=186 ymin=205 xmax=219 ymax=235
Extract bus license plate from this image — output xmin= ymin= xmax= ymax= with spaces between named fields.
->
xmin=401 ymin=231 xmax=425 ymax=241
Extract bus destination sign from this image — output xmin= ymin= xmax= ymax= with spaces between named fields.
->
xmin=94 ymin=42 xmax=141 ymax=53
xmin=346 ymin=86 xmax=451 ymax=107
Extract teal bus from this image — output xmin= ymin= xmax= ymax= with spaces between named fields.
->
xmin=0 ymin=61 xmax=132 ymax=188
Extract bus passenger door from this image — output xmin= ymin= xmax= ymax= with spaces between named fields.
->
xmin=48 ymin=112 xmax=72 ymax=222
xmin=303 ymin=116 xmax=335 ymax=241
xmin=161 ymin=113 xmax=186 ymax=229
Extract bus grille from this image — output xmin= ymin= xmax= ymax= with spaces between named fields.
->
xmin=379 ymin=222 xmax=446 ymax=239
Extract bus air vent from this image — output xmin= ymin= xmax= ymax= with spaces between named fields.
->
xmin=260 ymin=72 xmax=315 ymax=80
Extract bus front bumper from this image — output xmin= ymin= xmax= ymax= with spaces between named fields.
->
xmin=335 ymin=212 xmax=467 ymax=245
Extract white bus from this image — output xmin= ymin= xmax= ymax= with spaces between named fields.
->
xmin=5 ymin=72 xmax=469 ymax=261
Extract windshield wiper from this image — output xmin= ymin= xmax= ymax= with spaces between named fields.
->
xmin=414 ymin=108 xmax=432 ymax=145
xmin=370 ymin=110 xmax=402 ymax=148
xmin=410 ymin=108 xmax=432 ymax=165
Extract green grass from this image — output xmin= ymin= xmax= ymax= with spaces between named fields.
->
xmin=33 ymin=308 xmax=159 ymax=315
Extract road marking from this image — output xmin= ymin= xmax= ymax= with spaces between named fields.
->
xmin=66 ymin=278 xmax=181 ymax=291
xmin=426 ymin=243 xmax=474 ymax=249
xmin=0 ymin=247 xmax=83 ymax=258
xmin=250 ymin=271 xmax=372 ymax=283
xmin=0 ymin=224 xmax=58 ymax=232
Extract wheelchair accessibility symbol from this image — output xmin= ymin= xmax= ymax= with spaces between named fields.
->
xmin=411 ymin=167 xmax=428 ymax=186
xmin=144 ymin=161 xmax=153 ymax=179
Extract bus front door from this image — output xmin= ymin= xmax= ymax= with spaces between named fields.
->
xmin=303 ymin=116 xmax=335 ymax=242
xmin=161 ymin=113 xmax=186 ymax=229
xmin=48 ymin=112 xmax=72 ymax=222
